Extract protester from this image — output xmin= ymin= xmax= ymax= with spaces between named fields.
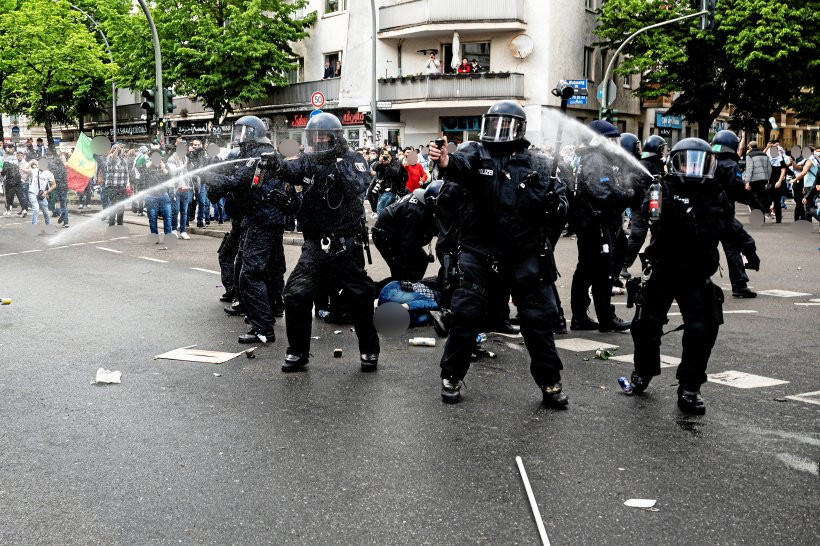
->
xmin=28 ymin=160 xmax=56 ymax=226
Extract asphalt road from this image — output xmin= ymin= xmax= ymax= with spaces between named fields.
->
xmin=1 ymin=205 xmax=819 ymax=545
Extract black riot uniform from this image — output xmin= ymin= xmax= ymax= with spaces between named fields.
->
xmin=628 ymin=138 xmax=760 ymax=415
xmin=711 ymin=130 xmax=759 ymax=299
xmin=622 ymin=135 xmax=667 ymax=276
xmin=209 ymin=147 xmax=246 ymax=306
xmin=568 ymin=120 xmax=633 ymax=332
xmin=371 ymin=187 xmax=436 ymax=283
xmin=264 ymin=113 xmax=380 ymax=372
xmin=432 ymin=101 xmax=569 ymax=407
xmin=210 ymin=116 xmax=285 ymax=343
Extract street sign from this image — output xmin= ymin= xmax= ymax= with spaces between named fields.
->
xmin=311 ymin=91 xmax=325 ymax=109
xmin=376 ymin=101 xmax=392 ymax=109
xmin=567 ymin=79 xmax=588 ymax=90
xmin=596 ymin=79 xmax=617 ymax=106
xmin=309 ymin=109 xmax=323 ymax=119
xmin=11 ymin=125 xmax=19 ymax=144
xmin=568 ymin=95 xmax=588 ymax=106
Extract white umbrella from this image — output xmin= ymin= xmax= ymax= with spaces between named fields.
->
xmin=451 ymin=31 xmax=460 ymax=71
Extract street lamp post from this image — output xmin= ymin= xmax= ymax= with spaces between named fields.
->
xmin=68 ymin=4 xmax=117 ymax=142
xmin=370 ymin=0 xmax=378 ymax=148
xmin=135 ymin=0 xmax=164 ymax=132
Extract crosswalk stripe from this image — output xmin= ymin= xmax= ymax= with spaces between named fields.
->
xmin=785 ymin=391 xmax=820 ymax=406
xmin=554 ymin=337 xmax=618 ymax=352
xmin=190 ymin=267 xmax=220 ymax=275
xmin=140 ymin=256 xmax=168 ymax=263
xmin=707 ymin=370 xmax=789 ymax=389
xmin=97 ymin=247 xmax=122 ymax=254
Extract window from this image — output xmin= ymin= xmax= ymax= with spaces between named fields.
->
xmin=325 ymin=0 xmax=346 ymax=14
xmin=324 ymin=52 xmax=342 ymax=79
xmin=583 ymin=47 xmax=595 ymax=80
xmin=585 ymin=0 xmax=597 ymax=11
xmin=623 ymin=74 xmax=631 ymax=88
xmin=442 ymin=42 xmax=490 ymax=73
xmin=287 ymin=57 xmax=304 ymax=84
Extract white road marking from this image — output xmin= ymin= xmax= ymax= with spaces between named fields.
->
xmin=785 ymin=390 xmax=820 ymax=407
xmin=610 ymin=353 xmax=680 ymax=369
xmin=69 ymin=242 xmax=86 ymax=246
xmin=757 ymin=289 xmax=812 ymax=298
xmin=0 ymin=252 xmax=20 ymax=257
xmin=505 ymin=342 xmax=524 ymax=352
xmin=190 ymin=267 xmax=220 ymax=275
xmin=19 ymin=249 xmax=43 ymax=254
xmin=707 ymin=370 xmax=789 ymax=389
xmin=96 ymin=247 xmax=123 ymax=254
xmin=554 ymin=338 xmax=618 ymax=352
xmin=794 ymin=303 xmax=820 ymax=307
xmin=775 ymin=453 xmax=819 ymax=476
xmin=810 ymin=298 xmax=820 ymax=303
xmin=109 ymin=236 xmax=130 ymax=240
xmin=668 ymin=310 xmax=757 ymax=316
xmin=140 ymin=256 xmax=168 ymax=263
xmin=47 ymin=245 xmax=69 ymax=250
xmin=87 ymin=240 xmax=106 ymax=244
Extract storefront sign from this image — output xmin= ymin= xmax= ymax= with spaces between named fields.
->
xmin=287 ymin=109 xmax=365 ymax=129
xmin=656 ymin=112 xmax=683 ymax=129
xmin=96 ymin=124 xmax=149 ymax=137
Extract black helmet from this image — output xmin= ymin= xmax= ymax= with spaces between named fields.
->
xmin=711 ymin=130 xmax=740 ymax=155
xmin=480 ymin=101 xmax=527 ymax=143
xmin=620 ymin=133 xmax=641 ymax=159
xmin=642 ymin=135 xmax=667 ymax=159
xmin=231 ymin=116 xmax=270 ymax=147
xmin=420 ymin=179 xmax=444 ymax=206
xmin=667 ymin=138 xmax=717 ymax=183
xmin=588 ymin=120 xmax=620 ymax=138
xmin=304 ymin=112 xmax=346 ymax=158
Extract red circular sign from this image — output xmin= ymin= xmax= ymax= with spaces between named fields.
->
xmin=311 ymin=91 xmax=325 ymax=109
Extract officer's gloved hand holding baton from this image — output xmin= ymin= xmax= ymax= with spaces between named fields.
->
xmin=429 ymin=138 xmax=448 ymax=168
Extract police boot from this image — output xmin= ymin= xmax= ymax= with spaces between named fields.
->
xmin=620 ymin=267 xmax=632 ymax=280
xmin=489 ymin=320 xmax=520 ymax=337
xmin=732 ymin=286 xmax=757 ymax=298
xmin=629 ymin=370 xmax=652 ymax=394
xmin=552 ymin=315 xmax=568 ymax=335
xmin=219 ymin=291 xmax=234 ymax=303
xmin=677 ymin=385 xmax=706 ymax=415
xmin=360 ymin=353 xmax=379 ymax=372
xmin=282 ymin=352 xmax=309 ymax=372
xmin=239 ymin=329 xmax=274 ymax=344
xmin=429 ymin=309 xmax=451 ymax=338
xmin=441 ymin=377 xmax=464 ymax=404
xmin=599 ymin=307 xmax=631 ymax=332
xmin=541 ymin=382 xmax=569 ymax=409
xmin=224 ymin=300 xmax=245 ymax=316
xmin=570 ymin=314 xmax=599 ymax=331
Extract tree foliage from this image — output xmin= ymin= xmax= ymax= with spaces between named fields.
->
xmin=596 ymin=0 xmax=818 ymax=138
xmin=106 ymin=0 xmax=316 ymax=123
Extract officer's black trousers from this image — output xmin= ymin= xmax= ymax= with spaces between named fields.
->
xmin=283 ymin=241 xmax=379 ymax=356
xmin=440 ymin=250 xmax=563 ymax=386
xmin=217 ymin=220 xmax=242 ymax=297
xmin=630 ymin=275 xmax=723 ymax=388
xmin=570 ymin=226 xmax=614 ymax=323
xmin=373 ymin=237 xmax=429 ymax=282
xmin=238 ymin=225 xmax=285 ymax=334
xmin=623 ymin=215 xmax=649 ymax=270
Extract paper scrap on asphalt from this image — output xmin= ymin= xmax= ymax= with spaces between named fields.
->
xmin=624 ymin=499 xmax=656 ymax=509
xmin=154 ymin=346 xmax=246 ymax=364
xmin=95 ymin=368 xmax=121 ymax=384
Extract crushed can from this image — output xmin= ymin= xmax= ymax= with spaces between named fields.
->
xmin=617 ymin=376 xmax=634 ymax=395
xmin=409 ymin=337 xmax=436 ymax=347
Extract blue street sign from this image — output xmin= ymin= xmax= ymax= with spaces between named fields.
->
xmin=567 ymin=79 xmax=588 ymax=90
xmin=568 ymin=95 xmax=588 ymax=105
xmin=11 ymin=125 xmax=20 ymax=134
xmin=309 ymin=109 xmax=323 ymax=119
xmin=656 ymin=112 xmax=683 ymax=129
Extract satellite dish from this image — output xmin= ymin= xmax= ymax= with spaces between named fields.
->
xmin=509 ymin=34 xmax=534 ymax=59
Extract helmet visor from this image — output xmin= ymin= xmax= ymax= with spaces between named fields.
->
xmin=668 ymin=150 xmax=716 ymax=178
xmin=480 ymin=115 xmax=526 ymax=143
xmin=230 ymin=125 xmax=255 ymax=146
xmin=305 ymin=128 xmax=343 ymax=153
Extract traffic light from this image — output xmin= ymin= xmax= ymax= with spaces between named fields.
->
xmin=141 ymin=87 xmax=157 ymax=117
xmin=163 ymin=88 xmax=176 ymax=115
xmin=600 ymin=107 xmax=619 ymax=122
xmin=700 ymin=0 xmax=715 ymax=31
xmin=364 ymin=111 xmax=374 ymax=137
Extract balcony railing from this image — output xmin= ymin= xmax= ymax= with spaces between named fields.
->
xmin=242 ymin=78 xmax=340 ymax=109
xmin=378 ymin=72 xmax=524 ymax=103
xmin=379 ymin=0 xmax=526 ymax=33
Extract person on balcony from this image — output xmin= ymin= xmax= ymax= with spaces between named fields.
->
xmin=457 ymin=58 xmax=471 ymax=74
xmin=322 ymin=60 xmax=333 ymax=80
xmin=425 ymin=52 xmax=441 ymax=74
xmin=334 ymin=60 xmax=342 ymax=78
xmin=470 ymin=59 xmax=484 ymax=73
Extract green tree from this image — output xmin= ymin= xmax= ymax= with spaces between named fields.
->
xmin=106 ymin=0 xmax=316 ymax=124
xmin=596 ymin=0 xmax=818 ymax=139
xmin=0 ymin=0 xmax=115 ymax=150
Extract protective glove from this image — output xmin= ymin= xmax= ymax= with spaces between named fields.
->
xmin=267 ymin=189 xmax=298 ymax=214
xmin=258 ymin=152 xmax=279 ymax=174
xmin=743 ymin=251 xmax=760 ymax=271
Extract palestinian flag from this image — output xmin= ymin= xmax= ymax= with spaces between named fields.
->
xmin=66 ymin=133 xmax=97 ymax=193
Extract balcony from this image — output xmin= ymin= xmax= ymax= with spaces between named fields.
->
xmin=241 ymin=78 xmax=340 ymax=111
xmin=378 ymin=72 xmax=524 ymax=108
xmin=378 ymin=0 xmax=526 ymax=39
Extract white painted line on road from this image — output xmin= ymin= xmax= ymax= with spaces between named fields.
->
xmin=96 ymin=247 xmax=123 ymax=254
xmin=47 ymin=245 xmax=69 ymax=250
xmin=190 ymin=267 xmax=220 ymax=275
xmin=707 ymin=370 xmax=789 ymax=389
xmin=757 ymin=289 xmax=812 ymax=298
xmin=794 ymin=303 xmax=820 ymax=307
xmin=69 ymin=242 xmax=86 ymax=246
xmin=810 ymin=298 xmax=820 ymax=303
xmin=87 ymin=240 xmax=106 ymax=244
xmin=554 ymin=337 xmax=618 ymax=352
xmin=515 ymin=457 xmax=551 ymax=546
xmin=19 ymin=249 xmax=43 ymax=254
xmin=613 ymin=301 xmax=678 ymax=306
xmin=610 ymin=353 xmax=680 ymax=369
xmin=140 ymin=256 xmax=168 ymax=263
xmin=668 ymin=310 xmax=757 ymax=316
xmin=785 ymin=390 xmax=820 ymax=407
xmin=775 ymin=453 xmax=819 ymax=476
xmin=109 ymin=236 xmax=129 ymax=240
xmin=0 ymin=252 xmax=19 ymax=257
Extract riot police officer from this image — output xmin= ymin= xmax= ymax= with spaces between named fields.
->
xmin=568 ymin=120 xmax=632 ymax=332
xmin=264 ymin=113 xmax=380 ymax=372
xmin=628 ymin=138 xmax=760 ymax=414
xmin=209 ymin=116 xmax=284 ymax=343
xmin=428 ymin=101 xmax=569 ymax=407
xmin=621 ymin=135 xmax=667 ymax=278
xmin=711 ymin=130 xmax=760 ymax=298
xmin=209 ymin=146 xmax=244 ymax=306
xmin=372 ymin=182 xmax=440 ymax=284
